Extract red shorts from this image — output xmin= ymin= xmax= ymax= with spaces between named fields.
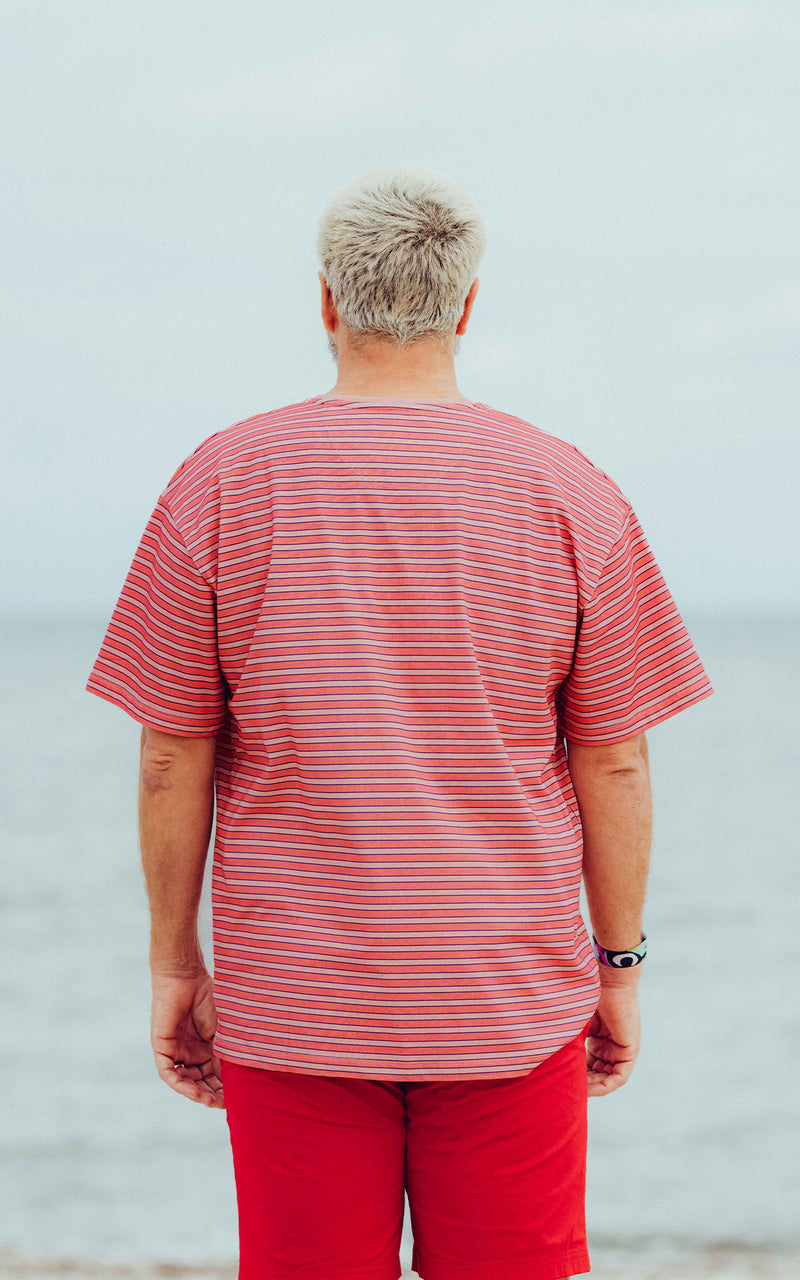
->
xmin=219 ymin=1019 xmax=592 ymax=1280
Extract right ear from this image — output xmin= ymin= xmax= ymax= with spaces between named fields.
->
xmin=319 ymin=273 xmax=337 ymax=332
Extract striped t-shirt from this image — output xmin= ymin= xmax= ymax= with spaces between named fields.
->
xmin=85 ymin=395 xmax=714 ymax=1080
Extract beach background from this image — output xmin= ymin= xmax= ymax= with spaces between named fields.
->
xmin=3 ymin=0 xmax=799 ymax=1275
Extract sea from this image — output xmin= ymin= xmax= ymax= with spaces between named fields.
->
xmin=1 ymin=611 xmax=798 ymax=1279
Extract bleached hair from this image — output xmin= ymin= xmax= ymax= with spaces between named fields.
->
xmin=316 ymin=164 xmax=487 ymax=348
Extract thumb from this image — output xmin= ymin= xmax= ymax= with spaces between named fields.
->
xmin=192 ymin=984 xmax=219 ymax=1040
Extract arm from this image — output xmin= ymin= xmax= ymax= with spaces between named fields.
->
xmin=139 ymin=725 xmax=216 ymax=972
xmin=567 ymin=731 xmax=651 ymax=954
xmin=138 ymin=725 xmax=224 ymax=1108
xmin=565 ymin=730 xmax=651 ymax=1096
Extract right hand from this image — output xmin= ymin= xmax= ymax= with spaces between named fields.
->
xmin=150 ymin=967 xmax=225 ymax=1109
xmin=586 ymin=976 xmax=641 ymax=1097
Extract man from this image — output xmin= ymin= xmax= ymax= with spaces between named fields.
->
xmin=86 ymin=163 xmax=714 ymax=1280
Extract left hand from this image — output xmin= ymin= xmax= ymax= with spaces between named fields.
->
xmin=150 ymin=968 xmax=225 ymax=1108
xmin=585 ymin=979 xmax=641 ymax=1097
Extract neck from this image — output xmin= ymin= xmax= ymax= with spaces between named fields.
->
xmin=323 ymin=332 xmax=466 ymax=401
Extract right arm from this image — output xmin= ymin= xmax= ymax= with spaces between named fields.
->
xmin=566 ymin=731 xmax=652 ymax=1096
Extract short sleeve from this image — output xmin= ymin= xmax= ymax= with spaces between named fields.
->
xmin=556 ymin=505 xmax=714 ymax=743
xmin=85 ymin=496 xmax=227 ymax=736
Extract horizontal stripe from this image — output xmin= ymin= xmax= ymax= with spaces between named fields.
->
xmin=86 ymin=396 xmax=714 ymax=1078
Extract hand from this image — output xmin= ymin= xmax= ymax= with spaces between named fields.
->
xmin=150 ymin=968 xmax=225 ymax=1109
xmin=586 ymin=978 xmax=641 ymax=1097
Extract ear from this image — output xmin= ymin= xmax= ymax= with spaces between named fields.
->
xmin=319 ymin=273 xmax=337 ymax=332
xmin=456 ymin=277 xmax=480 ymax=335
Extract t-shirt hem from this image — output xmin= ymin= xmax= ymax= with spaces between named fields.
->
xmin=560 ymin=678 xmax=714 ymax=744
xmin=85 ymin=675 xmax=224 ymax=736
xmin=214 ymin=1040 xmax=583 ymax=1081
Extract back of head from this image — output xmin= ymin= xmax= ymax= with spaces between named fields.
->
xmin=316 ymin=163 xmax=487 ymax=348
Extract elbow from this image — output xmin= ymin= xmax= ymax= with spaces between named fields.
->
xmin=601 ymin=758 xmax=649 ymax=786
xmin=140 ymin=758 xmax=176 ymax=793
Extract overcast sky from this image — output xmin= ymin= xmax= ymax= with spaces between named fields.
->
xmin=3 ymin=0 xmax=797 ymax=615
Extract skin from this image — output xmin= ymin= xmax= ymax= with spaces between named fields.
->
xmin=318 ymin=270 xmax=480 ymax=401
xmin=140 ymin=281 xmax=653 ymax=1134
xmin=567 ymin=732 xmax=650 ymax=1098
xmin=139 ymin=725 xmax=223 ymax=1109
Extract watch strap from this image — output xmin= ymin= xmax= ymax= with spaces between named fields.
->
xmin=592 ymin=933 xmax=647 ymax=968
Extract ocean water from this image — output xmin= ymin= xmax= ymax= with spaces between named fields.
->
xmin=1 ymin=611 xmax=798 ymax=1270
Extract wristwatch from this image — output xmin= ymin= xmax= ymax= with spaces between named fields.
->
xmin=592 ymin=933 xmax=647 ymax=968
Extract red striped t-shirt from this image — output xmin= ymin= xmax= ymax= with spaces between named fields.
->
xmin=85 ymin=395 xmax=714 ymax=1080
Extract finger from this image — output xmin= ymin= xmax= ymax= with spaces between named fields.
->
xmin=173 ymin=1063 xmax=224 ymax=1108
xmin=587 ymin=1069 xmax=626 ymax=1097
xmin=589 ymin=1051 xmax=635 ymax=1075
xmin=199 ymin=1069 xmax=224 ymax=1099
xmin=206 ymin=1054 xmax=226 ymax=1108
xmin=586 ymin=1036 xmax=638 ymax=1063
xmin=170 ymin=1064 xmax=221 ymax=1105
xmin=153 ymin=1052 xmax=215 ymax=1106
xmin=161 ymin=1067 xmax=208 ymax=1103
xmin=194 ymin=1063 xmax=225 ymax=1108
xmin=588 ymin=1075 xmax=624 ymax=1097
xmin=587 ymin=1057 xmax=614 ymax=1075
xmin=180 ymin=1050 xmax=225 ymax=1108
xmin=587 ymin=1060 xmax=634 ymax=1096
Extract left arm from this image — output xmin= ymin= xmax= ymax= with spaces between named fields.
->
xmin=139 ymin=725 xmax=224 ymax=1108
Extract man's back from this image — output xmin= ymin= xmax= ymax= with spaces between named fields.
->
xmin=86 ymin=393 xmax=712 ymax=1080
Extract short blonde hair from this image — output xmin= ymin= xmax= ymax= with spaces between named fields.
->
xmin=316 ymin=163 xmax=487 ymax=348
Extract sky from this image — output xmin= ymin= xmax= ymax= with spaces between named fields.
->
xmin=3 ymin=0 xmax=798 ymax=614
